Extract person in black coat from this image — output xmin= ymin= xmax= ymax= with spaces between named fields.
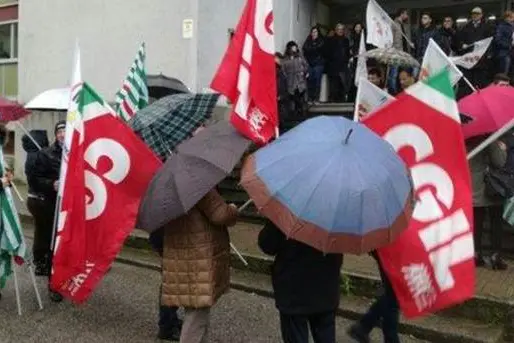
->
xmin=275 ymin=52 xmax=290 ymax=134
xmin=31 ymin=121 xmax=66 ymax=303
xmin=455 ymin=7 xmax=494 ymax=95
xmin=494 ymin=11 xmax=514 ymax=75
xmin=326 ymin=23 xmax=351 ymax=102
xmin=303 ymin=26 xmax=325 ymax=103
xmin=258 ymin=220 xmax=343 ymax=343
xmin=439 ymin=16 xmax=457 ymax=56
xmin=413 ymin=12 xmax=441 ymax=62
xmin=22 ymin=130 xmax=50 ymax=275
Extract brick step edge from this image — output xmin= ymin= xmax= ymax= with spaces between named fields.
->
xmin=116 ymin=252 xmax=503 ymax=343
xmin=231 ymin=269 xmax=504 ymax=343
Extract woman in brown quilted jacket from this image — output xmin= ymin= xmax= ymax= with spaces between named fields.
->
xmin=161 ymin=189 xmax=238 ymax=343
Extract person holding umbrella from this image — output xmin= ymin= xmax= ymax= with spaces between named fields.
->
xmin=258 ymin=220 xmax=343 ymax=342
xmin=136 ymin=121 xmax=252 ymax=342
xmin=241 ymin=116 xmax=414 ymax=342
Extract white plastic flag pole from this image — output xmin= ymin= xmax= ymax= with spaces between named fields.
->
xmin=467 ymin=117 xmax=514 ymax=160
xmin=12 ymin=257 xmax=22 ymax=316
xmin=230 ymin=243 xmax=248 ymax=266
xmin=462 ymin=76 xmax=477 ymax=93
xmin=14 ymin=121 xmax=42 ymax=151
xmin=238 ymin=199 xmax=253 ymax=212
xmin=28 ymin=263 xmax=43 ymax=310
xmin=10 ymin=182 xmax=24 ymax=203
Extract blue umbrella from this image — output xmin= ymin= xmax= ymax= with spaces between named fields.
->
xmin=241 ymin=116 xmax=413 ymax=254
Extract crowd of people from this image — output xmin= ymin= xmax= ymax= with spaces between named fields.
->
xmin=3 ymin=5 xmax=514 ymax=343
xmin=274 ymin=5 xmax=514 ymax=118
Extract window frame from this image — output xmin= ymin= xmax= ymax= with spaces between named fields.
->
xmin=0 ymin=19 xmax=17 ymax=64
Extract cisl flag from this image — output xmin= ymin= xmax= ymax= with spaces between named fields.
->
xmin=51 ymin=83 xmax=161 ymax=303
xmin=366 ymin=0 xmax=393 ymax=48
xmin=363 ymin=70 xmax=474 ymax=318
xmin=353 ymin=77 xmax=394 ymax=121
xmin=451 ymin=37 xmax=493 ymax=70
xmin=210 ymin=0 xmax=277 ymax=145
xmin=420 ymin=39 xmax=462 ymax=86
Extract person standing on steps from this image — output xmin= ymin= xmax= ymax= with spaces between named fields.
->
xmin=303 ymin=26 xmax=325 ymax=105
xmin=32 ymin=121 xmax=66 ymax=303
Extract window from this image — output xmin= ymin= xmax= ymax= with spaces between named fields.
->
xmin=0 ymin=21 xmax=17 ymax=60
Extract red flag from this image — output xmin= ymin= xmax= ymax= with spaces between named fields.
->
xmin=210 ymin=0 xmax=277 ymax=145
xmin=363 ymin=71 xmax=474 ymax=318
xmin=51 ymin=83 xmax=162 ymax=303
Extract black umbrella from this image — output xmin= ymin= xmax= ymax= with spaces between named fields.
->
xmin=137 ymin=121 xmax=251 ymax=233
xmin=147 ymin=74 xmax=190 ymax=100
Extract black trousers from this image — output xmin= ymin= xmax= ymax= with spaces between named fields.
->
xmin=279 ymin=311 xmax=336 ymax=343
xmin=27 ymin=197 xmax=55 ymax=265
xmin=474 ymin=205 xmax=503 ymax=255
xmin=358 ymin=258 xmax=400 ymax=343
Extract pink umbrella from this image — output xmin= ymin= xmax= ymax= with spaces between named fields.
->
xmin=460 ymin=85 xmax=514 ymax=139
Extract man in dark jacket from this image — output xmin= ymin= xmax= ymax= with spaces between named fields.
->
xmin=258 ymin=220 xmax=343 ymax=343
xmin=440 ymin=17 xmax=457 ymax=56
xmin=456 ymin=7 xmax=494 ymax=94
xmin=22 ymin=130 xmax=49 ymax=275
xmin=326 ymin=23 xmax=351 ymax=102
xmin=494 ymin=11 xmax=514 ymax=75
xmin=414 ymin=12 xmax=441 ymax=62
xmin=32 ymin=121 xmax=65 ymax=303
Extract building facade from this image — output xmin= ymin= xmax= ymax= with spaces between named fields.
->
xmin=8 ymin=0 xmax=514 ymax=180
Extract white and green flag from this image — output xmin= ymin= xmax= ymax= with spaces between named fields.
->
xmin=115 ymin=43 xmax=149 ymax=122
xmin=0 ymin=150 xmax=26 ymax=288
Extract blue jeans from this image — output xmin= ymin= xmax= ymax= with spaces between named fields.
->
xmin=150 ymin=229 xmax=181 ymax=331
xmin=308 ymin=65 xmax=324 ymax=101
xmin=358 ymin=257 xmax=400 ymax=343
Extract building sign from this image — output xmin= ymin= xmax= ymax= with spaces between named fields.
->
xmin=182 ymin=19 xmax=194 ymax=39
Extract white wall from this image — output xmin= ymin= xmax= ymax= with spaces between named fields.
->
xmin=18 ymin=0 xmax=199 ymax=103
xmin=288 ymin=0 xmax=317 ymax=50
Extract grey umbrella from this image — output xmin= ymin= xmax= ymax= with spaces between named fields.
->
xmin=137 ymin=121 xmax=251 ymax=233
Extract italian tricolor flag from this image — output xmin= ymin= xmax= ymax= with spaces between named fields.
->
xmin=364 ymin=70 xmax=474 ymax=318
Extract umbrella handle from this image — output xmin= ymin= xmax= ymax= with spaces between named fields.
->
xmin=238 ymin=199 xmax=253 ymax=212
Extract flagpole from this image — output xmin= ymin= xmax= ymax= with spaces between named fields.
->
xmin=12 ymin=257 xmax=22 ymax=316
xmin=28 ymin=263 xmax=43 ymax=310
xmin=462 ymin=76 xmax=477 ymax=93
xmin=14 ymin=121 xmax=42 ymax=151
xmin=467 ymin=117 xmax=514 ymax=160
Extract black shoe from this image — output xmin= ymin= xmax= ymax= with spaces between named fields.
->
xmin=475 ymin=254 xmax=486 ymax=267
xmin=491 ymin=253 xmax=508 ymax=271
xmin=157 ymin=326 xmax=181 ymax=341
xmin=34 ymin=263 xmax=50 ymax=276
xmin=347 ymin=324 xmax=370 ymax=343
xmin=49 ymin=290 xmax=63 ymax=303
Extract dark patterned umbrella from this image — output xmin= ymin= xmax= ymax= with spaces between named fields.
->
xmin=137 ymin=121 xmax=251 ymax=233
xmin=129 ymin=93 xmax=220 ymax=161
